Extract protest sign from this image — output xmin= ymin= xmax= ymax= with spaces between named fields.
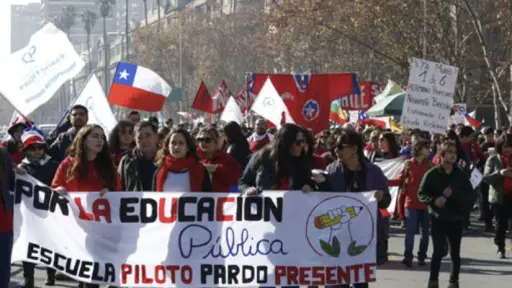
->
xmin=0 ymin=23 xmax=85 ymax=116
xmin=400 ymin=58 xmax=458 ymax=134
xmin=12 ymin=174 xmax=377 ymax=287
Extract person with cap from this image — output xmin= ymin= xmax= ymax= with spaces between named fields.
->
xmin=17 ymin=126 xmax=59 ymax=287
xmin=1 ymin=115 xmax=32 ymax=165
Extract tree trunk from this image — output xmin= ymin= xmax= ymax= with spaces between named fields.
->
xmin=87 ymin=33 xmax=92 ymax=73
xmin=125 ymin=0 xmax=130 ymax=61
xmin=492 ymin=84 xmax=500 ymax=128
xmin=144 ymin=0 xmax=148 ymax=26
xmin=103 ymin=16 xmax=109 ymax=94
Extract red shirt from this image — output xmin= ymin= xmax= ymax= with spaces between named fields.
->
xmin=52 ymin=157 xmax=122 ymax=192
xmin=0 ymin=199 xmax=12 ymax=232
xmin=1 ymin=141 xmax=22 ymax=165
xmin=389 ymin=158 xmax=429 ymax=210
xmin=503 ymin=155 xmax=512 ymax=195
xmin=248 ymin=134 xmax=271 ymax=152
xmin=313 ymin=154 xmax=326 ymax=170
xmin=199 ymin=151 xmax=241 ymax=193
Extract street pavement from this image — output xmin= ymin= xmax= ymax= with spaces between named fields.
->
xmin=9 ymin=217 xmax=512 ymax=287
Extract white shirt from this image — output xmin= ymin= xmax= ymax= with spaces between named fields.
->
xmin=163 ymin=171 xmax=191 ymax=192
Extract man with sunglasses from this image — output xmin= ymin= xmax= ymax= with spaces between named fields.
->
xmin=17 ymin=126 xmax=60 ymax=288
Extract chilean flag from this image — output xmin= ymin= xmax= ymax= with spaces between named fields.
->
xmin=108 ymin=62 xmax=172 ymax=112
xmin=358 ymin=111 xmax=386 ymax=128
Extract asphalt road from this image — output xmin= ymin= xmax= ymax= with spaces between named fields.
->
xmin=9 ymin=219 xmax=512 ymax=287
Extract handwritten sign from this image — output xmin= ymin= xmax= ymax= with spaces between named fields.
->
xmin=12 ymin=174 xmax=378 ymax=287
xmin=400 ymin=58 xmax=459 ymax=134
xmin=470 ymin=168 xmax=483 ymax=189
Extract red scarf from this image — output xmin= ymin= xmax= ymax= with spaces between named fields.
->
xmin=155 ymin=155 xmax=205 ymax=192
xmin=503 ymin=155 xmax=512 ymax=195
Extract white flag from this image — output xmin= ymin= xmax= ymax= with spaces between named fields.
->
xmin=220 ymin=97 xmax=243 ymax=124
xmin=250 ymin=78 xmax=294 ymax=129
xmin=374 ymin=156 xmax=406 ymax=214
xmin=73 ymin=75 xmax=117 ymax=135
xmin=0 ymin=23 xmax=85 ymax=116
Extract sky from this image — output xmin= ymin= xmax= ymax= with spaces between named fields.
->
xmin=0 ymin=0 xmax=39 ymax=59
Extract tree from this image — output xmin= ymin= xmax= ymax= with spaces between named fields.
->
xmin=142 ymin=0 xmax=149 ymax=26
xmin=59 ymin=5 xmax=77 ymax=40
xmin=80 ymin=9 xmax=98 ymax=73
xmin=98 ymin=0 xmax=116 ymax=93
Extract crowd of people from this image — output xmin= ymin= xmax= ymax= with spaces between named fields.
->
xmin=0 ymin=105 xmax=511 ymax=288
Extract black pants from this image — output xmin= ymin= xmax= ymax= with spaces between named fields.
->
xmin=78 ymin=283 xmax=100 ymax=288
xmin=429 ymin=217 xmax=463 ymax=283
xmin=479 ymin=183 xmax=493 ymax=226
xmin=493 ymin=195 xmax=512 ymax=250
xmin=22 ymin=261 xmax=55 ymax=280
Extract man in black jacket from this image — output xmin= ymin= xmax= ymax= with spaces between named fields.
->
xmin=47 ymin=105 xmax=88 ymax=163
xmin=119 ymin=121 xmax=159 ymax=191
xmin=18 ymin=127 xmax=60 ymax=287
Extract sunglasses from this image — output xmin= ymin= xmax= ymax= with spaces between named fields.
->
xmin=197 ymin=137 xmax=214 ymax=144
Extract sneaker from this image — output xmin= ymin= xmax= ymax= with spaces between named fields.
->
xmin=498 ymin=249 xmax=506 ymax=259
xmin=418 ymin=258 xmax=426 ymax=266
xmin=23 ymin=278 xmax=35 ymax=288
xmin=45 ymin=275 xmax=56 ymax=286
xmin=427 ymin=280 xmax=439 ymax=288
xmin=402 ymin=258 xmax=414 ymax=268
xmin=448 ymin=282 xmax=460 ymax=288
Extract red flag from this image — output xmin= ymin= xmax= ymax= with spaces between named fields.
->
xmin=211 ymin=80 xmax=231 ymax=113
xmin=250 ymin=73 xmax=359 ymax=134
xmin=234 ymin=82 xmax=255 ymax=114
xmin=191 ymin=81 xmax=212 ymax=113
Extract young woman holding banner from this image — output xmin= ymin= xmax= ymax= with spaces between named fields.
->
xmin=51 ymin=124 xmax=122 ymax=288
xmin=154 ymin=128 xmax=212 ymax=192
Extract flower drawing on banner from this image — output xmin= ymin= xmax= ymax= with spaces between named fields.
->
xmin=305 ymin=195 xmax=375 ymax=258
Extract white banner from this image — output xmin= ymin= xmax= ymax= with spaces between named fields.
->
xmin=12 ymin=174 xmax=378 ymax=287
xmin=375 ymin=157 xmax=406 ymax=214
xmin=0 ymin=23 xmax=85 ymax=116
xmin=74 ymin=75 xmax=117 ymax=135
xmin=401 ymin=58 xmax=458 ymax=134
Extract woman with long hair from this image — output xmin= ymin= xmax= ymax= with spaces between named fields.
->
xmin=240 ymin=123 xmax=315 ymax=195
xmin=154 ymin=128 xmax=211 ymax=192
xmin=51 ymin=125 xmax=121 ymax=288
xmin=52 ymin=124 xmax=122 ymax=194
xmin=313 ymin=130 xmax=391 ymax=288
xmin=223 ymin=121 xmax=251 ymax=169
xmin=302 ymin=127 xmax=326 ymax=170
xmin=0 ymin=148 xmax=14 ymax=288
xmin=373 ymin=131 xmax=400 ymax=163
xmin=196 ymin=125 xmax=241 ymax=192
xmin=108 ymin=120 xmax=135 ymax=167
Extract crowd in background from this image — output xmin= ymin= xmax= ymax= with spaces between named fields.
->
xmin=0 ymin=105 xmax=511 ymax=288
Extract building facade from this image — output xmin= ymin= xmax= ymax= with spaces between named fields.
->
xmin=10 ymin=3 xmax=41 ymax=52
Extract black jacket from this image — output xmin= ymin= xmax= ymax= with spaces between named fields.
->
xmin=18 ymin=155 xmax=59 ymax=186
xmin=118 ymin=148 xmax=157 ymax=191
xmin=47 ymin=128 xmax=77 ymax=163
xmin=226 ymin=142 xmax=251 ymax=170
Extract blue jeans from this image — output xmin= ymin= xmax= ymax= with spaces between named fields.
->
xmin=0 ymin=231 xmax=13 ymax=287
xmin=404 ymin=208 xmax=430 ymax=260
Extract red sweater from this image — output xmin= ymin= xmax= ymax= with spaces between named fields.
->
xmin=313 ymin=154 xmax=326 ymax=170
xmin=388 ymin=158 xmax=429 ymax=210
xmin=0 ymin=199 xmax=12 ymax=232
xmin=52 ymin=157 xmax=122 ymax=192
xmin=199 ymin=151 xmax=241 ymax=193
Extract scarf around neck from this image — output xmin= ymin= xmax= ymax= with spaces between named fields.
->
xmin=155 ymin=155 xmax=205 ymax=192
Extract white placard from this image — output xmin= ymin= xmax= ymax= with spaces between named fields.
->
xmin=400 ymin=58 xmax=459 ymax=134
xmin=470 ymin=168 xmax=483 ymax=189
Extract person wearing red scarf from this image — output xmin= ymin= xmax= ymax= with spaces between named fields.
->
xmin=154 ymin=128 xmax=211 ymax=192
xmin=196 ymin=126 xmax=241 ymax=192
xmin=483 ymin=133 xmax=512 ymax=259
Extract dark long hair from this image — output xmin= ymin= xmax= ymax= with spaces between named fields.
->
xmin=381 ymin=132 xmax=400 ymax=158
xmin=224 ymin=121 xmax=249 ymax=149
xmin=253 ymin=123 xmax=306 ymax=183
xmin=155 ymin=128 xmax=198 ymax=167
xmin=108 ymin=120 xmax=134 ymax=154
xmin=302 ymin=127 xmax=315 ymax=165
xmin=67 ymin=124 xmax=117 ymax=190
